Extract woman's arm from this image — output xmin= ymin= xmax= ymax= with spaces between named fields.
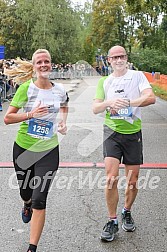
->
xmin=4 ymin=106 xmax=28 ymax=125
xmin=4 ymin=102 xmax=49 ymax=125
xmin=58 ymin=105 xmax=68 ymax=135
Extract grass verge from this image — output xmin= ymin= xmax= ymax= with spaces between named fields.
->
xmin=151 ymin=84 xmax=167 ymax=101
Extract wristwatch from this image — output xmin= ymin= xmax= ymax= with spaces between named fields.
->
xmin=106 ymin=106 xmax=111 ymax=112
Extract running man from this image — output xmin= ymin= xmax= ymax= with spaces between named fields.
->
xmin=93 ymin=45 xmax=155 ymax=242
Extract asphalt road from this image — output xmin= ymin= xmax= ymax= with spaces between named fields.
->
xmin=0 ymin=77 xmax=167 ymax=252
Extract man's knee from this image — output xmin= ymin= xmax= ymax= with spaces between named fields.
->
xmin=127 ymin=180 xmax=138 ymax=190
xmin=106 ymin=175 xmax=119 ymax=189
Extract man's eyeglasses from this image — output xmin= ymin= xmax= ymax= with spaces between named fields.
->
xmin=108 ymin=55 xmax=127 ymax=61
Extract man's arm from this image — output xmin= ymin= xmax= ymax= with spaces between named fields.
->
xmin=130 ymin=88 xmax=156 ymax=107
xmin=93 ymin=99 xmax=109 ymax=114
xmin=93 ymin=98 xmax=130 ymax=114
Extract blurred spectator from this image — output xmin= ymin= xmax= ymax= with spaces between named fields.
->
xmin=0 ymin=73 xmax=5 ymax=111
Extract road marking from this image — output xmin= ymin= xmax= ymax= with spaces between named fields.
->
xmin=0 ymin=162 xmax=167 ymax=169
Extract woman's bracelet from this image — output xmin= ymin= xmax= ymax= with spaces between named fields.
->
xmin=26 ymin=112 xmax=33 ymax=119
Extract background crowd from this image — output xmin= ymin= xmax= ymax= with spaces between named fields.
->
xmin=0 ymin=57 xmax=136 ymax=112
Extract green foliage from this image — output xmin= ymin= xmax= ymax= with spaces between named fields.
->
xmin=81 ymin=35 xmax=96 ymax=64
xmin=0 ymin=0 xmax=22 ymax=58
xmin=0 ymin=0 xmax=89 ymax=63
xmin=1 ymin=0 xmax=167 ymax=68
xmin=130 ymin=48 xmax=167 ymax=74
xmin=151 ymin=84 xmax=167 ymax=101
xmin=92 ymin=0 xmax=127 ymax=53
xmin=91 ymin=0 xmax=166 ymax=59
xmin=77 ymin=2 xmax=96 ymax=64
xmin=159 ymin=15 xmax=167 ymax=52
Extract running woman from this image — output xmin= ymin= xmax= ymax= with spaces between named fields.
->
xmin=4 ymin=49 xmax=69 ymax=252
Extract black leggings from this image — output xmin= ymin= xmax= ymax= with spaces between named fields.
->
xmin=13 ymin=142 xmax=59 ymax=209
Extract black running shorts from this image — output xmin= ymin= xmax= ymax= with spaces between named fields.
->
xmin=103 ymin=125 xmax=143 ymax=165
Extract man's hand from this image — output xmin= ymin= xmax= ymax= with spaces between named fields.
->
xmin=110 ymin=98 xmax=130 ymax=110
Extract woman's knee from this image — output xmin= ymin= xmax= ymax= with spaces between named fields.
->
xmin=32 ymin=198 xmax=47 ymax=209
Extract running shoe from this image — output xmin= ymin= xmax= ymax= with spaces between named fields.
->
xmin=27 ymin=244 xmax=37 ymax=252
xmin=0 ymin=105 xmax=2 ymax=111
xmin=22 ymin=203 xmax=32 ymax=223
xmin=122 ymin=210 xmax=136 ymax=232
xmin=101 ymin=220 xmax=119 ymax=242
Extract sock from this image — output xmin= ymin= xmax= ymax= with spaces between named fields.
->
xmin=27 ymin=244 xmax=37 ymax=252
xmin=24 ymin=200 xmax=32 ymax=207
xmin=109 ymin=216 xmax=118 ymax=224
xmin=122 ymin=207 xmax=130 ymax=213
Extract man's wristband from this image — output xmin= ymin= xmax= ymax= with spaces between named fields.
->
xmin=106 ymin=106 xmax=112 ymax=112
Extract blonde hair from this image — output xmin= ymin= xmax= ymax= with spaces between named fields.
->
xmin=32 ymin=49 xmax=51 ymax=64
xmin=4 ymin=49 xmax=51 ymax=85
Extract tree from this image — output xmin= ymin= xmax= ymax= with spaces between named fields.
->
xmin=92 ymin=0 xmax=129 ymax=54
xmin=77 ymin=1 xmax=96 ymax=64
xmin=0 ymin=0 xmax=25 ymax=58
xmin=15 ymin=0 xmax=82 ymax=62
xmin=125 ymin=0 xmax=161 ymax=50
xmin=0 ymin=0 xmax=84 ymax=62
xmin=130 ymin=48 xmax=167 ymax=74
xmin=159 ymin=15 xmax=167 ymax=51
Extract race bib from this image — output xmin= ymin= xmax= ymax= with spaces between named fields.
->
xmin=27 ymin=118 xmax=53 ymax=139
xmin=110 ymin=107 xmax=132 ymax=119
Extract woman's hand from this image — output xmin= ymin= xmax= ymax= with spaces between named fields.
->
xmin=58 ymin=120 xmax=67 ymax=135
xmin=29 ymin=101 xmax=49 ymax=118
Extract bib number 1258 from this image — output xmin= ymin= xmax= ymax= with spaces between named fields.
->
xmin=27 ymin=118 xmax=53 ymax=139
